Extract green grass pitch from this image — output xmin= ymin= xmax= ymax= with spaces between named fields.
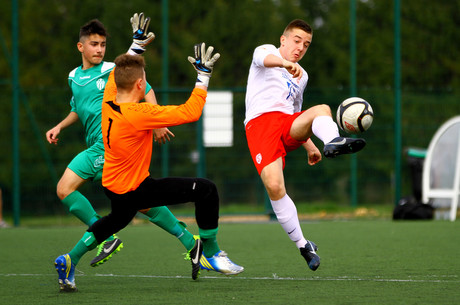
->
xmin=1 ymin=220 xmax=459 ymax=304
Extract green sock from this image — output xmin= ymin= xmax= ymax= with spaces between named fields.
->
xmin=199 ymin=227 xmax=220 ymax=258
xmin=176 ymin=222 xmax=196 ymax=251
xmin=62 ymin=191 xmax=99 ymax=226
xmin=69 ymin=231 xmax=97 ymax=265
xmin=145 ymin=207 xmax=195 ymax=250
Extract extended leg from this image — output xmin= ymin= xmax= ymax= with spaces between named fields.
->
xmin=260 ymin=158 xmax=320 ymax=271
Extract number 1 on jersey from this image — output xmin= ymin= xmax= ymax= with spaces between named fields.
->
xmin=107 ymin=118 xmax=113 ymax=149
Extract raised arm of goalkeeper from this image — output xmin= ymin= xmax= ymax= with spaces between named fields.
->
xmin=125 ymin=12 xmax=175 ymax=143
xmin=103 ymin=42 xmax=220 ymax=129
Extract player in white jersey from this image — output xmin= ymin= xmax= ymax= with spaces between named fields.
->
xmin=244 ymin=19 xmax=367 ymax=271
xmin=244 ymin=43 xmax=308 ymax=126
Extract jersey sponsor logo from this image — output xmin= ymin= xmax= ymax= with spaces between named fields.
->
xmin=79 ymin=75 xmax=91 ymax=80
xmin=282 ymin=73 xmax=300 ymax=100
xmin=256 ymin=153 xmax=262 ymax=164
xmin=94 ymin=155 xmax=105 ymax=168
xmin=96 ymin=78 xmax=106 ymax=91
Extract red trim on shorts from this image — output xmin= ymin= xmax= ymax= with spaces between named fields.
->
xmin=245 ymin=111 xmax=306 ymax=175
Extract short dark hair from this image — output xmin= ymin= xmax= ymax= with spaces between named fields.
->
xmin=114 ymin=54 xmax=146 ymax=91
xmin=283 ymin=19 xmax=312 ymax=35
xmin=79 ymin=19 xmax=107 ymax=40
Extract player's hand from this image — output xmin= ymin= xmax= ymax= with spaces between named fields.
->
xmin=304 ymin=139 xmax=321 ymax=165
xmin=153 ymin=127 xmax=175 ymax=145
xmin=188 ymin=42 xmax=220 ymax=87
xmin=46 ymin=126 xmax=61 ymax=145
xmin=307 ymin=149 xmax=322 ymax=165
xmin=188 ymin=43 xmax=220 ymax=76
xmin=282 ymin=59 xmax=303 ymax=79
xmin=128 ymin=12 xmax=155 ymax=55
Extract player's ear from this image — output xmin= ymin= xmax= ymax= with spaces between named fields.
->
xmin=77 ymin=41 xmax=84 ymax=53
xmin=136 ymin=78 xmax=144 ymax=90
xmin=280 ymin=35 xmax=286 ymax=47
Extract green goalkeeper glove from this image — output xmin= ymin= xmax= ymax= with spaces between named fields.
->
xmin=128 ymin=12 xmax=155 ymax=55
xmin=187 ymin=43 xmax=220 ymax=87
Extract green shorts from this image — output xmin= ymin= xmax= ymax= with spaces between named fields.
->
xmin=67 ymin=140 xmax=105 ymax=181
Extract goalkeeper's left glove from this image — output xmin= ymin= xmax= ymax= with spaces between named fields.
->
xmin=187 ymin=42 xmax=220 ymax=87
xmin=128 ymin=12 xmax=155 ymax=55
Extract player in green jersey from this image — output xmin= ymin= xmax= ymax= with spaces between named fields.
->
xmin=46 ymin=14 xmax=198 ymax=267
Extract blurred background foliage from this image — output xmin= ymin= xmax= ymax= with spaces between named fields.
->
xmin=0 ymin=0 xmax=459 ymax=215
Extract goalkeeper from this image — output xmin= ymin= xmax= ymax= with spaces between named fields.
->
xmin=54 ymin=44 xmax=244 ymax=292
xmin=46 ymin=14 xmax=194 ymax=267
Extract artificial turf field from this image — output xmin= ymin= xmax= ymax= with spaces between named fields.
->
xmin=1 ymin=219 xmax=459 ymax=304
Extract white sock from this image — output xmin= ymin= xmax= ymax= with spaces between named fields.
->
xmin=270 ymin=194 xmax=308 ymax=248
xmin=311 ymin=116 xmax=340 ymax=144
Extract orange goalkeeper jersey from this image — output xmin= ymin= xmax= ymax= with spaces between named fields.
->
xmin=101 ymin=70 xmax=207 ymax=194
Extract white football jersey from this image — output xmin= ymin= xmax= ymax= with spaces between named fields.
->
xmin=244 ymin=44 xmax=308 ymax=126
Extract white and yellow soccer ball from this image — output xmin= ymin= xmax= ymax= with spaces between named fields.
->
xmin=336 ymin=97 xmax=374 ymax=134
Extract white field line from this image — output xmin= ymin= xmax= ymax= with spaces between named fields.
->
xmin=1 ymin=273 xmax=458 ymax=283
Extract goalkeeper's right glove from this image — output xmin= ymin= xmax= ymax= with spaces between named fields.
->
xmin=187 ymin=42 xmax=220 ymax=87
xmin=128 ymin=12 xmax=155 ymax=55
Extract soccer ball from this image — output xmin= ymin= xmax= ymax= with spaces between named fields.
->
xmin=336 ymin=97 xmax=374 ymax=134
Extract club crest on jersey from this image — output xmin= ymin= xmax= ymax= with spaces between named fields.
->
xmin=94 ymin=155 xmax=105 ymax=168
xmin=256 ymin=153 xmax=262 ymax=164
xmin=97 ymin=78 xmax=106 ymax=91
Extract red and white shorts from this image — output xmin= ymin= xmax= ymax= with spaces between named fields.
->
xmin=245 ymin=111 xmax=306 ymax=175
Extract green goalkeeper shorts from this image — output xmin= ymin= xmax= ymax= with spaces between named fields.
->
xmin=67 ymin=140 xmax=105 ymax=181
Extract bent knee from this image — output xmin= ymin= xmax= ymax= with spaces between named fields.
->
xmin=56 ymin=181 xmax=72 ymax=200
xmin=195 ymin=178 xmax=219 ymax=200
xmin=196 ymin=178 xmax=217 ymax=191
xmin=314 ymin=104 xmax=332 ymax=116
xmin=264 ymin=181 xmax=286 ymax=200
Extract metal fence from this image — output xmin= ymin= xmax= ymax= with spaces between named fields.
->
xmin=1 ymin=85 xmax=458 ymax=220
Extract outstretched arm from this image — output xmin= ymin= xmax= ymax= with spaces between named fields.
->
xmin=127 ymin=12 xmax=155 ymax=55
xmin=263 ymin=54 xmax=303 ymax=79
xmin=125 ymin=12 xmax=173 ymax=143
xmin=127 ymin=43 xmax=221 ymax=130
xmin=188 ymin=42 xmax=220 ymax=89
xmin=45 ymin=112 xmax=79 ymax=145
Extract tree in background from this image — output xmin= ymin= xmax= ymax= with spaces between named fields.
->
xmin=1 ymin=0 xmax=460 ymax=213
